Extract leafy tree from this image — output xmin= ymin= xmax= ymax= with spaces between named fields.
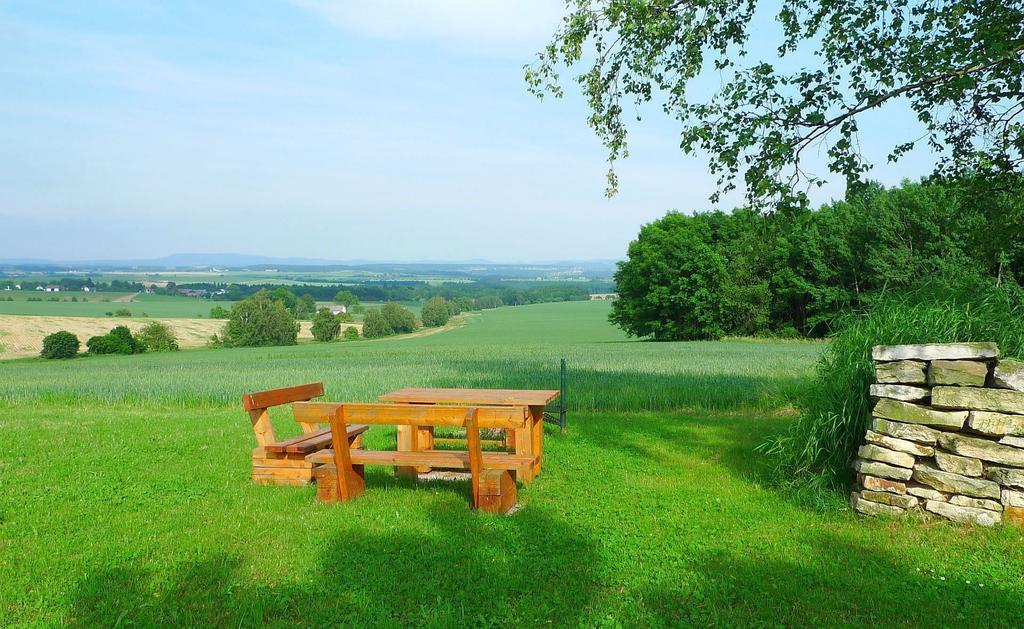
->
xmin=41 ymin=331 xmax=79 ymax=359
xmin=610 ymin=212 xmax=727 ymax=340
xmin=311 ymin=307 xmax=342 ymax=342
xmin=361 ymin=308 xmax=393 ymax=339
xmin=420 ymin=297 xmax=451 ymax=327
xmin=223 ymin=290 xmax=300 ymax=347
xmin=528 ymin=0 xmax=1024 ymax=207
xmin=137 ymin=321 xmax=179 ymax=352
xmin=342 ymin=326 xmax=360 ymax=341
xmin=268 ymin=287 xmax=297 ymax=311
xmin=87 ymin=325 xmax=144 ymax=355
xmin=209 ymin=305 xmax=230 ymax=319
xmin=294 ymin=293 xmax=317 ymax=320
xmin=333 ymin=290 xmax=360 ymax=307
xmin=381 ymin=303 xmax=417 ymax=334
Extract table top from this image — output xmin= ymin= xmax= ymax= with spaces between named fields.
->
xmin=380 ymin=387 xmax=560 ymax=407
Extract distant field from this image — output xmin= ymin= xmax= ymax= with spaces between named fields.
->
xmin=0 ymin=290 xmax=234 ymax=319
xmin=0 ymin=315 xmax=353 ymax=359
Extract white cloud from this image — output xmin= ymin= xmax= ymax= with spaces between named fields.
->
xmin=291 ymin=0 xmax=564 ymax=57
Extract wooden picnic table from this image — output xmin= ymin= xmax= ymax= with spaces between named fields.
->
xmin=379 ymin=387 xmax=560 ymax=482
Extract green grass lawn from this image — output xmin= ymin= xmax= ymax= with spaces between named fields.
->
xmin=0 ymin=290 xmax=233 ymax=319
xmin=2 ymin=302 xmax=1022 ymax=625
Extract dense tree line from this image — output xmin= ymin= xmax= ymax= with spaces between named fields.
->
xmin=612 ymin=178 xmax=1024 ymax=340
xmin=174 ymin=280 xmax=598 ymax=308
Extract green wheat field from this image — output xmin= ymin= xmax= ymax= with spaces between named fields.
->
xmin=2 ymin=301 xmax=1023 ymax=625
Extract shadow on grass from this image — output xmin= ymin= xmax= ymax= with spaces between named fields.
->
xmin=636 ymin=533 xmax=1024 ymax=626
xmin=70 ymin=505 xmax=601 ymax=626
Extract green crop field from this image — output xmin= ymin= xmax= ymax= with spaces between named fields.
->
xmin=0 ymin=290 xmax=233 ymax=319
xmin=2 ymin=301 xmax=1023 ymax=625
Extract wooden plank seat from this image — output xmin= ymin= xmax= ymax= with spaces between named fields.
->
xmin=242 ymin=383 xmax=367 ymax=486
xmin=310 ymin=403 xmax=528 ymax=513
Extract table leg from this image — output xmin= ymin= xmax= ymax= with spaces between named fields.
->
xmin=514 ymin=418 xmax=535 ymax=484
xmin=396 ymin=425 xmax=417 ymax=477
xmin=529 ymin=405 xmax=544 ymax=476
xmin=416 ymin=425 xmax=434 ymax=474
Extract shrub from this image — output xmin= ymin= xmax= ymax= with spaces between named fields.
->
xmin=362 ymin=308 xmax=393 ymax=339
xmin=209 ymin=305 xmax=230 ymax=319
xmin=311 ymin=308 xmax=342 ymax=342
xmin=137 ymin=321 xmax=179 ymax=352
xmin=88 ymin=325 xmax=144 ymax=355
xmin=114 ymin=308 xmax=132 ymax=317
xmin=420 ymin=297 xmax=450 ymax=327
xmin=342 ymin=326 xmax=360 ymax=340
xmin=761 ymin=278 xmax=1024 ymax=497
xmin=381 ymin=303 xmax=417 ymax=334
xmin=223 ymin=290 xmax=300 ymax=347
xmin=41 ymin=331 xmax=79 ymax=359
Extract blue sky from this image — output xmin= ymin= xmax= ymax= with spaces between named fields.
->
xmin=0 ymin=1 xmax=935 ymax=262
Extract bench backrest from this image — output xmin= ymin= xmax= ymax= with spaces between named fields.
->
xmin=242 ymin=382 xmax=325 ymax=447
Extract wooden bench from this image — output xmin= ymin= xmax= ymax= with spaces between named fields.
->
xmin=304 ymin=403 xmax=530 ymax=513
xmin=242 ymin=383 xmax=368 ymax=486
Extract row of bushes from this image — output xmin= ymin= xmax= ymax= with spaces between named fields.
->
xmin=40 ymin=322 xmax=179 ymax=359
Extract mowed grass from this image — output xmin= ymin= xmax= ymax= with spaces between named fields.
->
xmin=0 ymin=291 xmax=232 ymax=319
xmin=3 ymin=301 xmax=1023 ymax=625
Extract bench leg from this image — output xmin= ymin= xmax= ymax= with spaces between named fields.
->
xmin=315 ymin=464 xmax=365 ymax=503
xmin=396 ymin=425 xmax=417 ymax=477
xmin=478 ymin=469 xmax=518 ymax=514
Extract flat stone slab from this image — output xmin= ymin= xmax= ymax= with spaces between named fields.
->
xmin=872 ymin=342 xmax=999 ymax=362
xmin=854 ymin=459 xmax=913 ymax=481
xmin=875 ymin=360 xmax=926 ymax=384
xmin=861 ymin=474 xmax=907 ymax=494
xmin=993 ymin=358 xmax=1024 ymax=392
xmin=858 ymin=444 xmax=916 ymax=468
xmin=987 ymin=466 xmax=1024 ymax=488
xmin=934 ymin=450 xmax=983 ymax=477
xmin=932 ymin=386 xmax=1024 ymax=415
xmin=873 ymin=398 xmax=967 ymax=429
xmin=912 ymin=463 xmax=1000 ymax=498
xmin=862 ymin=490 xmax=919 ymax=509
xmin=864 ymin=430 xmax=934 ymax=457
xmin=907 ymin=484 xmax=946 ymax=500
xmin=1001 ymin=489 xmax=1024 ymax=508
xmin=967 ymin=411 xmax=1024 ymax=437
xmin=871 ymin=417 xmax=940 ymax=444
xmin=928 ymin=360 xmax=988 ymax=387
xmin=949 ymin=495 xmax=1001 ymax=511
xmin=1000 ymin=435 xmax=1024 ymax=448
xmin=851 ymin=492 xmax=905 ymax=516
xmin=938 ymin=432 xmax=1024 ymax=467
xmin=925 ymin=499 xmax=1001 ymax=526
xmin=869 ymin=384 xmax=930 ymax=402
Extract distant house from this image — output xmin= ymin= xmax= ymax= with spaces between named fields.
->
xmin=589 ymin=293 xmax=618 ymax=301
xmin=330 ymin=305 xmax=348 ymax=316
xmin=14 ymin=284 xmax=21 ymax=290
xmin=44 ymin=285 xmax=61 ymax=292
xmin=81 ymin=286 xmax=92 ymax=292
xmin=178 ymin=288 xmax=208 ymax=298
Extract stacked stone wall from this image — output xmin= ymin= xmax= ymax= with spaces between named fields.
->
xmin=851 ymin=342 xmax=1024 ymax=526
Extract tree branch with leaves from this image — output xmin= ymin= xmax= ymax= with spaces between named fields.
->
xmin=527 ymin=0 xmax=1024 ymax=208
